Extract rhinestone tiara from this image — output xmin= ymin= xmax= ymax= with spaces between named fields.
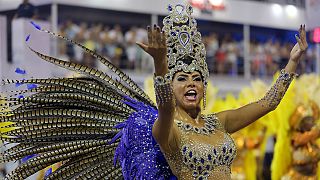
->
xmin=162 ymin=4 xmax=209 ymax=84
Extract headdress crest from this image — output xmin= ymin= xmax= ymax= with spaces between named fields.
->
xmin=162 ymin=4 xmax=209 ymax=84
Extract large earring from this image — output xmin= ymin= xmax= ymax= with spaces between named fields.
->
xmin=203 ymin=85 xmax=207 ymax=110
xmin=171 ymin=84 xmax=177 ymax=107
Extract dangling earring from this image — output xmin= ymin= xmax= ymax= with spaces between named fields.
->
xmin=171 ymin=84 xmax=177 ymax=107
xmin=203 ymin=85 xmax=207 ymax=110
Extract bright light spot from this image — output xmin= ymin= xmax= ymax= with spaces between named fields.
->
xmin=271 ymin=3 xmax=282 ymax=16
xmin=285 ymin=5 xmax=297 ymax=18
xmin=192 ymin=0 xmax=204 ymax=3
xmin=209 ymin=0 xmax=224 ymax=6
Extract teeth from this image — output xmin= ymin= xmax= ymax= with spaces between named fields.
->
xmin=187 ymin=90 xmax=196 ymax=94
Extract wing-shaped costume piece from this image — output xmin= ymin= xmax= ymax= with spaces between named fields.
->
xmin=0 ymin=22 xmax=175 ymax=179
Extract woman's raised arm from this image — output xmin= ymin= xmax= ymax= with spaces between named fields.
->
xmin=137 ymin=25 xmax=176 ymax=150
xmin=218 ymin=25 xmax=308 ymax=133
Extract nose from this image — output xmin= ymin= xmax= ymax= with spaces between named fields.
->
xmin=187 ymin=79 xmax=195 ymax=87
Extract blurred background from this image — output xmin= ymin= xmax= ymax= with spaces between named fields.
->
xmin=0 ymin=0 xmax=320 ymax=179
xmin=0 ymin=0 xmax=319 ymax=95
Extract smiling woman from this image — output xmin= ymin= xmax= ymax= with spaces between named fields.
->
xmin=0 ymin=3 xmax=308 ymax=180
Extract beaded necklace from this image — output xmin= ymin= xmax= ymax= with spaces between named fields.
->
xmin=175 ymin=108 xmax=218 ymax=135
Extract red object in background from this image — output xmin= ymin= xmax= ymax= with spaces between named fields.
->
xmin=314 ymin=27 xmax=320 ymax=43
xmin=189 ymin=0 xmax=225 ymax=11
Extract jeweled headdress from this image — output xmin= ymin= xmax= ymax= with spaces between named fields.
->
xmin=162 ymin=4 xmax=209 ymax=84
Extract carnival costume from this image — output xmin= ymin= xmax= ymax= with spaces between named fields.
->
xmin=0 ymin=4 xmax=297 ymax=180
xmin=280 ymin=101 xmax=320 ymax=180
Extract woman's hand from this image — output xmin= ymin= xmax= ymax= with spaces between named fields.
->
xmin=290 ymin=24 xmax=308 ymax=63
xmin=136 ymin=24 xmax=168 ymax=76
xmin=136 ymin=24 xmax=167 ymax=64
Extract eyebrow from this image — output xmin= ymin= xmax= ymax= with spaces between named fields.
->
xmin=177 ymin=74 xmax=201 ymax=78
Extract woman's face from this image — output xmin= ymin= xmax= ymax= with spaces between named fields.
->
xmin=172 ymin=71 xmax=204 ymax=111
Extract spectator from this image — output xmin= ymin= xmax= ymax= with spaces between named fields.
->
xmin=205 ymin=33 xmax=219 ymax=73
xmin=64 ymin=20 xmax=80 ymax=61
xmin=73 ymin=22 xmax=88 ymax=63
xmin=136 ymin=25 xmax=151 ymax=72
xmin=125 ymin=27 xmax=138 ymax=69
xmin=56 ymin=20 xmax=315 ymax=75
xmin=226 ymin=38 xmax=238 ymax=76
xmin=14 ymin=0 xmax=38 ymax=19
xmin=108 ymin=25 xmax=124 ymax=68
xmin=216 ymin=36 xmax=227 ymax=74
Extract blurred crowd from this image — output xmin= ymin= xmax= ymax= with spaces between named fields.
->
xmin=58 ymin=20 xmax=318 ymax=76
xmin=204 ymin=33 xmax=317 ymax=76
xmin=58 ymin=20 xmax=154 ymax=73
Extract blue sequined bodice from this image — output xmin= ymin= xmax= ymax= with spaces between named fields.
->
xmin=163 ymin=114 xmax=237 ymax=180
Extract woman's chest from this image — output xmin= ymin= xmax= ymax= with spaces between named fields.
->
xmin=179 ymin=131 xmax=237 ymax=172
xmin=170 ymin=116 xmax=237 ymax=179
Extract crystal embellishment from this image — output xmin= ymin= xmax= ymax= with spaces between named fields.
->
xmin=162 ymin=4 xmax=209 ymax=88
xmin=175 ymin=114 xmax=219 ymax=135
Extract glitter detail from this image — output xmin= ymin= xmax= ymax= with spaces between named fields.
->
xmin=112 ymin=96 xmax=175 ymax=179
xmin=175 ymin=114 xmax=219 ymax=135
xmin=258 ymin=69 xmax=297 ymax=110
xmin=154 ymin=75 xmax=174 ymax=107
xmin=162 ymin=4 xmax=209 ymax=105
xmin=163 ymin=114 xmax=237 ymax=179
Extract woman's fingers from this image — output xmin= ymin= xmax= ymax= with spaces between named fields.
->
xmin=299 ymin=24 xmax=308 ymax=51
xmin=138 ymin=24 xmax=167 ymax=57
xmin=161 ymin=31 xmax=166 ymax=47
xmin=302 ymin=24 xmax=306 ymax=40
xmin=295 ymin=34 xmax=303 ymax=51
xmin=136 ymin=42 xmax=148 ymax=52
xmin=302 ymin=25 xmax=308 ymax=48
xmin=147 ymin=26 xmax=152 ymax=46
xmin=151 ymin=24 xmax=157 ymax=47
xmin=299 ymin=24 xmax=302 ymax=37
xmin=146 ymin=24 xmax=165 ymax=48
xmin=156 ymin=26 xmax=162 ymax=47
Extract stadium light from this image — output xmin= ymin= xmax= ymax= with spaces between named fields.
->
xmin=285 ymin=4 xmax=297 ymax=18
xmin=271 ymin=3 xmax=283 ymax=16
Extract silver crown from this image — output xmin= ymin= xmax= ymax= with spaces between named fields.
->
xmin=162 ymin=4 xmax=209 ymax=85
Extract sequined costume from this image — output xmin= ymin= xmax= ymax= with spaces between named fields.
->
xmin=164 ymin=114 xmax=237 ymax=179
xmin=153 ymin=5 xmax=237 ymax=179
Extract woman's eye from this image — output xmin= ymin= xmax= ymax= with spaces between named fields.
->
xmin=177 ymin=77 xmax=186 ymax=81
xmin=193 ymin=77 xmax=202 ymax=81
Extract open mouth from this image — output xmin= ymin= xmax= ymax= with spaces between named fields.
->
xmin=184 ymin=89 xmax=197 ymax=101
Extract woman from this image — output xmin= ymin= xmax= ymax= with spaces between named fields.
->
xmin=137 ymin=4 xmax=308 ymax=179
xmin=0 ymin=3 xmax=307 ymax=180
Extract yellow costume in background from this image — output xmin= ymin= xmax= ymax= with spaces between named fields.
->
xmin=280 ymin=101 xmax=320 ymax=180
xmin=272 ymin=74 xmax=320 ymax=180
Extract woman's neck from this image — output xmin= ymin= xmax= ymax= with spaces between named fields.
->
xmin=176 ymin=106 xmax=201 ymax=123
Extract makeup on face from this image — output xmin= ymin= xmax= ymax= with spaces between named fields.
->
xmin=172 ymin=71 xmax=204 ymax=111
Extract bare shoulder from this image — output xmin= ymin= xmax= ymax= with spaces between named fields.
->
xmin=212 ymin=110 xmax=230 ymax=129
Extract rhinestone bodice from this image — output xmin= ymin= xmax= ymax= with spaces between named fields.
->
xmin=163 ymin=114 xmax=237 ymax=180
